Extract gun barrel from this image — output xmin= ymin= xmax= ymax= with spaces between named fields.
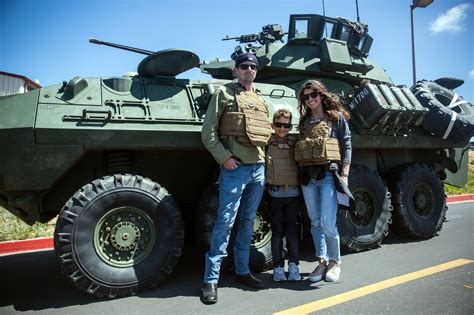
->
xmin=222 ymin=34 xmax=259 ymax=43
xmin=89 ymin=37 xmax=155 ymax=55
xmin=222 ymin=36 xmax=238 ymax=41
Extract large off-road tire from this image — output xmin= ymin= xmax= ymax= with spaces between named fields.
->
xmin=338 ymin=165 xmax=392 ymax=252
xmin=54 ymin=174 xmax=184 ymax=298
xmin=387 ymin=163 xmax=446 ymax=239
xmin=411 ymin=80 xmax=474 ymax=144
xmin=195 ymin=183 xmax=273 ymax=272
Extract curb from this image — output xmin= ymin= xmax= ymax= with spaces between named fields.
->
xmin=1 ymin=194 xmax=473 ymax=255
xmin=0 ymin=237 xmax=53 ymax=255
xmin=446 ymin=194 xmax=474 ymax=203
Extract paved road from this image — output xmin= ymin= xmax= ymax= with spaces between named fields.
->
xmin=1 ymin=202 xmax=473 ymax=314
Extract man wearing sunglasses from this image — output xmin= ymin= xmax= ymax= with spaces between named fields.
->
xmin=200 ymin=52 xmax=271 ymax=304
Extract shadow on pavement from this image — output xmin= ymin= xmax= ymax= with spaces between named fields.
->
xmin=0 ymin=239 xmax=325 ymax=311
xmin=0 ymin=243 xmax=212 ymax=311
xmin=139 ymin=241 xmax=321 ymax=301
xmin=0 ymin=250 xmax=96 ymax=310
xmin=0 ymin=230 xmax=421 ymax=310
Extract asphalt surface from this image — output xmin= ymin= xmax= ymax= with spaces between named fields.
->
xmin=1 ymin=201 xmax=473 ymax=315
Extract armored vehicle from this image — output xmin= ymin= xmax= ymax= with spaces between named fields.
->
xmin=0 ymin=14 xmax=472 ymax=298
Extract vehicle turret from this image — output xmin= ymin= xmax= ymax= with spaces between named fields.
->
xmin=202 ymin=14 xmax=390 ymax=87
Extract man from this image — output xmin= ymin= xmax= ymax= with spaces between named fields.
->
xmin=200 ymin=52 xmax=271 ymax=304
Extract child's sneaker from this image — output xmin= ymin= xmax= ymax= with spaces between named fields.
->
xmin=287 ymin=262 xmax=301 ymax=281
xmin=325 ymin=261 xmax=341 ymax=282
xmin=308 ymin=261 xmax=327 ymax=282
xmin=273 ymin=266 xmax=287 ymax=282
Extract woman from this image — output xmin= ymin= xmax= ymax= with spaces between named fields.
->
xmin=295 ymin=79 xmax=351 ymax=282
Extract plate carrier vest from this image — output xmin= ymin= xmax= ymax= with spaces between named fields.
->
xmin=265 ymin=135 xmax=299 ymax=185
xmin=295 ymin=117 xmax=341 ymax=166
xmin=218 ymin=83 xmax=271 ymax=147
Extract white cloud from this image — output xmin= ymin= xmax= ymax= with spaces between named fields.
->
xmin=430 ymin=3 xmax=473 ymax=34
xmin=469 ymin=70 xmax=474 ymax=79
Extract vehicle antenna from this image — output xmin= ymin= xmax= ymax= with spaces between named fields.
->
xmin=355 ymin=0 xmax=361 ymax=22
xmin=322 ymin=0 xmax=328 ymax=37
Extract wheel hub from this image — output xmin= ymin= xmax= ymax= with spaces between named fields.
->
xmin=350 ymin=189 xmax=376 ymax=229
xmin=110 ymin=222 xmax=140 ymax=250
xmin=412 ymin=183 xmax=434 ymax=217
xmin=94 ymin=207 xmax=155 ymax=267
xmin=251 ymin=211 xmax=271 ymax=248
xmin=355 ymin=200 xmax=368 ymax=217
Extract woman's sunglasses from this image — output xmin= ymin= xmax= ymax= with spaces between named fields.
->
xmin=238 ymin=64 xmax=258 ymax=70
xmin=273 ymin=122 xmax=292 ymax=128
xmin=302 ymin=91 xmax=319 ymax=101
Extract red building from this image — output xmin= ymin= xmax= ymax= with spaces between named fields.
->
xmin=0 ymin=71 xmax=41 ymax=96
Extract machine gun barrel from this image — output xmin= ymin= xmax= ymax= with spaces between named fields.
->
xmin=89 ymin=37 xmax=155 ymax=55
xmin=222 ymin=24 xmax=286 ymax=45
xmin=222 ymin=33 xmax=260 ymax=43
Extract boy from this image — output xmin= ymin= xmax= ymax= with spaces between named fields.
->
xmin=265 ymin=109 xmax=302 ymax=281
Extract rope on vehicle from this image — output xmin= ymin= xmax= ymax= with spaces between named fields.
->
xmin=442 ymin=111 xmax=457 ymax=140
xmin=447 ymin=93 xmax=469 ymax=109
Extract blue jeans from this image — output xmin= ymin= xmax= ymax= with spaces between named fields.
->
xmin=204 ymin=163 xmax=265 ymax=284
xmin=301 ymin=173 xmax=341 ymax=263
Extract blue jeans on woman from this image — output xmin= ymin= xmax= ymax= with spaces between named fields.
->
xmin=204 ymin=163 xmax=265 ymax=284
xmin=301 ymin=173 xmax=341 ymax=263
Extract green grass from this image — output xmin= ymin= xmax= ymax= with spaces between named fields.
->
xmin=0 ymin=207 xmax=56 ymax=242
xmin=444 ymin=174 xmax=474 ymax=195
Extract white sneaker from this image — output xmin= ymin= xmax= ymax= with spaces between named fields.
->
xmin=273 ymin=266 xmax=287 ymax=282
xmin=308 ymin=262 xmax=327 ymax=282
xmin=287 ymin=262 xmax=301 ymax=281
xmin=325 ymin=261 xmax=341 ymax=282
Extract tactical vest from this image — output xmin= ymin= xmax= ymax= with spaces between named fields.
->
xmin=294 ymin=117 xmax=341 ymax=166
xmin=265 ymin=135 xmax=299 ymax=185
xmin=218 ymin=83 xmax=271 ymax=147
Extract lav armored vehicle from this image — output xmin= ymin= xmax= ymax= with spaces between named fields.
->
xmin=1 ymin=14 xmax=472 ymax=298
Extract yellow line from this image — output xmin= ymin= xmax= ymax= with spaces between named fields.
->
xmin=274 ymin=258 xmax=474 ymax=315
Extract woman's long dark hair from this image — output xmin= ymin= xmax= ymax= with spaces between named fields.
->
xmin=297 ymin=80 xmax=350 ymax=128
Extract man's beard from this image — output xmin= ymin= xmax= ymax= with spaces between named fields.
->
xmin=241 ymin=74 xmax=254 ymax=84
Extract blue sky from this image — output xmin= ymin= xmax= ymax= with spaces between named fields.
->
xmin=1 ymin=0 xmax=473 ymax=101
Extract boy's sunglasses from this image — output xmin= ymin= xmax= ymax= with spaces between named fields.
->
xmin=274 ymin=122 xmax=292 ymax=129
xmin=302 ymin=91 xmax=319 ymax=101
xmin=238 ymin=64 xmax=258 ymax=70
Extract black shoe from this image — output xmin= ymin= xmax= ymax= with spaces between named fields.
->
xmin=235 ymin=273 xmax=264 ymax=289
xmin=200 ymin=283 xmax=218 ymax=304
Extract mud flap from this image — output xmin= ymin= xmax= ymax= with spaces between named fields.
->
xmin=444 ymin=146 xmax=469 ymax=188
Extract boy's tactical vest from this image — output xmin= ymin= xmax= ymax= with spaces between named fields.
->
xmin=294 ymin=117 xmax=341 ymax=166
xmin=265 ymin=135 xmax=299 ymax=185
xmin=218 ymin=84 xmax=271 ymax=147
